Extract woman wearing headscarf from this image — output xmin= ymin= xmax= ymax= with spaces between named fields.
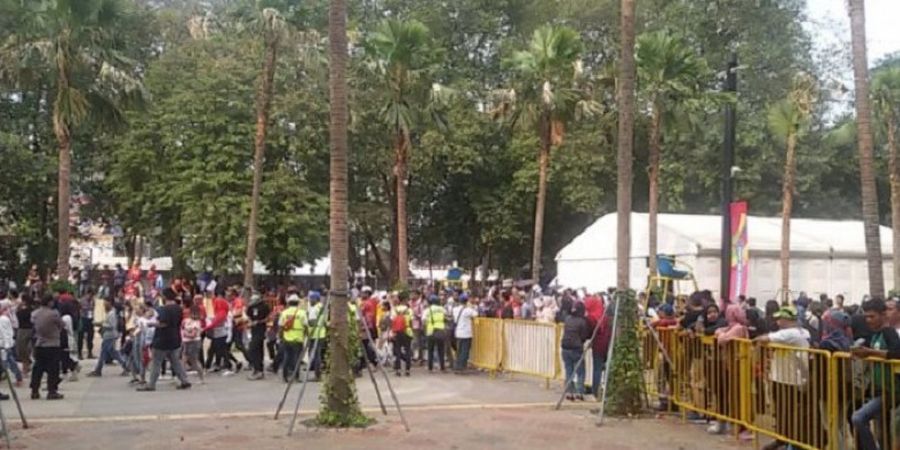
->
xmin=715 ymin=305 xmax=749 ymax=343
xmin=704 ymin=304 xmax=750 ymax=435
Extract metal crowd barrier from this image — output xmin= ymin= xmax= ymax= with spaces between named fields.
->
xmin=471 ymin=318 xmax=503 ymax=372
xmin=502 ymin=320 xmax=560 ymax=380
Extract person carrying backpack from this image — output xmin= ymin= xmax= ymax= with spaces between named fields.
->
xmin=392 ymin=292 xmax=414 ymax=376
xmin=278 ymin=294 xmax=307 ymax=383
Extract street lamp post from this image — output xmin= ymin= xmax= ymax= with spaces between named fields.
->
xmin=720 ymin=53 xmax=738 ymax=303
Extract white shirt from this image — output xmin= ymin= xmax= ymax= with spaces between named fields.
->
xmin=452 ymin=305 xmax=477 ymax=339
xmin=767 ymin=327 xmax=810 ymax=386
xmin=0 ymin=316 xmax=13 ymax=350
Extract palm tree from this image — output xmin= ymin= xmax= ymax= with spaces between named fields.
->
xmin=504 ymin=25 xmax=597 ymax=283
xmin=617 ymin=0 xmax=637 ymax=291
xmin=636 ymin=31 xmax=707 ymax=279
xmin=768 ymin=75 xmax=814 ymax=303
xmin=848 ymin=0 xmax=885 ymax=298
xmin=873 ymin=64 xmax=900 ymax=291
xmin=319 ymin=0 xmax=361 ymax=425
xmin=0 ymin=0 xmax=145 ymax=281
xmin=365 ymin=19 xmax=442 ymax=287
xmin=243 ymin=6 xmax=287 ymax=289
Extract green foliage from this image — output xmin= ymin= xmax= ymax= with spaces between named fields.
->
xmin=606 ymin=290 xmax=644 ymax=416
xmin=316 ymin=304 xmax=370 ymax=428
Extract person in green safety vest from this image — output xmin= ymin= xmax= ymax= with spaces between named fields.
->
xmin=306 ymin=291 xmax=326 ymax=381
xmin=423 ymin=294 xmax=447 ymax=372
xmin=277 ymin=294 xmax=307 ymax=383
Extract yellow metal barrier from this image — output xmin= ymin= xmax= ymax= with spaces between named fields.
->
xmin=471 ymin=318 xmax=504 ymax=371
xmin=502 ymin=320 xmax=559 ymax=380
xmin=832 ymin=352 xmax=900 ymax=450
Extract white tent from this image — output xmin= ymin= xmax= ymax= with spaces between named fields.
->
xmin=555 ymin=212 xmax=894 ymax=303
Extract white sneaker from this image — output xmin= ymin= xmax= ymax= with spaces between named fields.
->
xmin=707 ymin=422 xmax=724 ymax=434
xmin=68 ymin=373 xmax=79 ymax=382
xmin=222 ymin=370 xmax=234 ymax=377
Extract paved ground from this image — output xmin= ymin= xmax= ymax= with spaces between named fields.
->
xmin=1 ymin=359 xmax=748 ymax=449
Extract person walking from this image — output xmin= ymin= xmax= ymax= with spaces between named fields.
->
xmin=137 ymin=288 xmax=191 ymax=391
xmin=560 ymin=302 xmax=590 ymax=401
xmin=246 ymin=292 xmax=270 ymax=380
xmin=181 ymin=299 xmax=205 ymax=383
xmin=278 ymin=294 xmax=307 ymax=383
xmin=203 ymin=288 xmax=231 ymax=372
xmin=452 ymin=294 xmax=478 ymax=373
xmin=87 ymin=298 xmax=127 ymax=377
xmin=30 ymin=294 xmax=64 ymax=400
xmin=77 ymin=288 xmax=95 ymax=360
xmin=423 ymin=295 xmax=447 ymax=372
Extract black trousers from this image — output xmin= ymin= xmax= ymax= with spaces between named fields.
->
xmin=393 ymin=334 xmax=412 ymax=372
xmin=77 ymin=317 xmax=94 ymax=358
xmin=427 ymin=335 xmax=445 ymax=371
xmin=31 ymin=347 xmax=61 ymax=394
xmin=248 ymin=330 xmax=266 ymax=373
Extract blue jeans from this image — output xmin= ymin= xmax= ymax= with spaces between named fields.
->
xmin=562 ymin=348 xmax=585 ymax=395
xmin=852 ymin=396 xmax=885 ymax=450
xmin=591 ymin=350 xmax=606 ymax=397
xmin=456 ymin=338 xmax=472 ymax=370
xmin=94 ymin=338 xmax=125 ymax=374
xmin=2 ymin=349 xmax=22 ymax=382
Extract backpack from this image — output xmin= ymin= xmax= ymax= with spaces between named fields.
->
xmin=392 ymin=310 xmax=409 ymax=335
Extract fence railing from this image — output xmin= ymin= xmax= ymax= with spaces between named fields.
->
xmin=473 ymin=318 xmax=900 ymax=450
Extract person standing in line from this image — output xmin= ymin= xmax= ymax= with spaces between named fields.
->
xmin=245 ymin=292 xmax=270 ymax=380
xmin=30 ymin=294 xmax=64 ymax=400
xmin=16 ymin=294 xmax=35 ymax=375
xmin=0 ymin=302 xmax=22 ymax=388
xmin=452 ymin=294 xmax=478 ymax=373
xmin=560 ymin=302 xmax=590 ymax=401
xmin=278 ymin=294 xmax=307 ymax=383
xmin=87 ymin=298 xmax=127 ymax=377
xmin=423 ymin=295 xmax=447 ymax=372
xmin=137 ymin=288 xmax=191 ymax=391
xmin=77 ymin=288 xmax=95 ymax=360
xmin=411 ymin=291 xmax=426 ymax=365
xmin=307 ymin=292 xmax=327 ymax=381
xmin=392 ymin=293 xmax=414 ymax=376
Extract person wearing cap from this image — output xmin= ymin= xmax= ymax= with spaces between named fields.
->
xmin=848 ymin=298 xmax=900 ymax=450
xmin=423 ymin=294 xmax=447 ymax=372
xmin=307 ymin=291 xmax=327 ymax=381
xmin=278 ymin=294 xmax=307 ymax=383
xmin=754 ymin=306 xmax=810 ymax=450
xmin=246 ymin=292 xmax=271 ymax=380
xmin=136 ymin=288 xmax=191 ymax=391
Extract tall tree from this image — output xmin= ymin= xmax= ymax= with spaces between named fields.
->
xmin=873 ymin=63 xmax=900 ymax=291
xmin=1 ymin=0 xmax=145 ymax=280
xmin=848 ymin=0 xmax=885 ymax=298
xmin=616 ymin=0 xmax=636 ymax=291
xmin=635 ymin=30 xmax=706 ymax=278
xmin=243 ymin=5 xmax=286 ymax=288
xmin=504 ymin=25 xmax=596 ymax=283
xmin=318 ymin=0 xmax=365 ymax=426
xmin=768 ymin=75 xmax=814 ymax=302
xmin=365 ymin=19 xmax=442 ymax=287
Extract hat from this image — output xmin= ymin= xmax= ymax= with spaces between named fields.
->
xmin=773 ymin=307 xmax=798 ymax=321
xmin=250 ymin=293 xmax=262 ymax=304
xmin=428 ymin=295 xmax=439 ymax=304
xmin=459 ymin=293 xmax=469 ymax=302
xmin=362 ymin=286 xmax=373 ymax=293
xmin=287 ymin=294 xmax=300 ymax=304
xmin=309 ymin=291 xmax=322 ymax=301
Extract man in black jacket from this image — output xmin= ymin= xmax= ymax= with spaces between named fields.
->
xmin=245 ymin=292 xmax=270 ymax=380
xmin=849 ymin=298 xmax=900 ymax=450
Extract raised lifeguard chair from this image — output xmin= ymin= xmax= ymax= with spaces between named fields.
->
xmin=646 ymin=254 xmax=699 ymax=297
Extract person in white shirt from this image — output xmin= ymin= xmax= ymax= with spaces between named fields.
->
xmin=0 ymin=302 xmax=22 ymax=387
xmin=452 ymin=295 xmax=478 ymax=372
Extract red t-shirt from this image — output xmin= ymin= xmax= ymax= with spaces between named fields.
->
xmin=361 ymin=297 xmax=378 ymax=330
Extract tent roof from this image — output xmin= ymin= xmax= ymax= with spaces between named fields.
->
xmin=556 ymin=212 xmax=894 ymax=261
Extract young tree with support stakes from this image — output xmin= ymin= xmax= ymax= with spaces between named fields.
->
xmin=768 ymin=74 xmax=814 ymax=304
xmin=503 ymin=25 xmax=600 ymax=283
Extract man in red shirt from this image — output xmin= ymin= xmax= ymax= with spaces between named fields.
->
xmin=203 ymin=290 xmax=231 ymax=371
xmin=360 ymin=287 xmax=378 ymax=338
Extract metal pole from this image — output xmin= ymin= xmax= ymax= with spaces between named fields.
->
xmin=356 ymin=303 xmax=410 ymax=431
xmin=596 ymin=293 xmax=622 ymax=426
xmin=720 ymin=53 xmax=738 ymax=304
xmin=3 ymin=364 xmax=27 ymax=429
xmin=354 ymin=308 xmax=388 ymax=415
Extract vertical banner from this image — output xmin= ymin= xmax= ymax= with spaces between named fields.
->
xmin=729 ymin=201 xmax=749 ymax=300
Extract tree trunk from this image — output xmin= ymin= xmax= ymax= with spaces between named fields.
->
xmin=889 ymin=120 xmax=900 ymax=293
xmin=321 ymin=0 xmax=362 ymax=424
xmin=395 ymin=130 xmax=410 ymax=287
xmin=780 ymin=131 xmax=797 ymax=303
xmin=363 ymin=229 xmax=390 ymax=281
xmin=531 ymin=111 xmax=551 ymax=283
xmin=647 ymin=102 xmax=662 ymax=281
xmin=244 ymin=34 xmax=278 ymax=289
xmin=849 ymin=0 xmax=885 ymax=298
xmin=616 ymin=0 xmax=636 ymax=292
xmin=53 ymin=66 xmax=72 ymax=281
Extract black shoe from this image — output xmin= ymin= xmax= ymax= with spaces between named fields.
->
xmin=30 ymin=391 xmax=39 ymax=400
xmin=235 ymin=362 xmax=243 ymax=372
xmin=0 ymin=393 xmax=9 ymax=401
xmin=46 ymin=392 xmax=64 ymax=400
xmin=176 ymin=382 xmax=192 ymax=390
xmin=86 ymin=371 xmax=101 ymax=377
xmin=87 ymin=352 xmax=95 ymax=359
xmin=136 ymin=386 xmax=156 ymax=392
xmin=404 ymin=371 xmax=410 ymax=377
